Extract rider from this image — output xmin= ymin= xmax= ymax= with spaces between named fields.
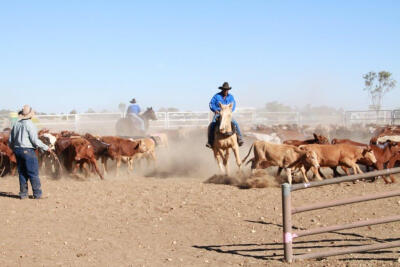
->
xmin=126 ymin=98 xmax=145 ymax=132
xmin=206 ymin=82 xmax=244 ymax=148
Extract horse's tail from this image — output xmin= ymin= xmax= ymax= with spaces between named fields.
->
xmin=242 ymin=143 xmax=254 ymax=165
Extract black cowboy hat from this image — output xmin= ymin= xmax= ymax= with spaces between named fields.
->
xmin=129 ymin=98 xmax=137 ymax=104
xmin=218 ymin=82 xmax=232 ymax=90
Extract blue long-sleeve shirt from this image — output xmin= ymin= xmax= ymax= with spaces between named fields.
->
xmin=209 ymin=92 xmax=236 ymax=113
xmin=9 ymin=119 xmax=49 ymax=151
xmin=127 ymin=104 xmax=141 ymax=115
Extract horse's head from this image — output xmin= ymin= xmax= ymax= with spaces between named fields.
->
xmin=143 ymin=107 xmax=158 ymax=121
xmin=218 ymin=103 xmax=233 ymax=134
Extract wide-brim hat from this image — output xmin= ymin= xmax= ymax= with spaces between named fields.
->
xmin=218 ymin=82 xmax=232 ymax=90
xmin=19 ymin=105 xmax=35 ymax=119
xmin=129 ymin=98 xmax=137 ymax=104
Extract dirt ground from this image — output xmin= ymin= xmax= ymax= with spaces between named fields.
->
xmin=1 ymin=137 xmax=400 ymax=266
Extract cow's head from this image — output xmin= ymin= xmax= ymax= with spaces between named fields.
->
xmin=313 ymin=133 xmax=329 ymax=144
xmin=362 ymin=146 xmax=377 ymax=164
xmin=305 ymin=150 xmax=320 ymax=168
xmin=135 ymin=139 xmax=147 ymax=153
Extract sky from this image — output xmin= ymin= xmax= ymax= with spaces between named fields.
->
xmin=1 ymin=0 xmax=399 ymax=113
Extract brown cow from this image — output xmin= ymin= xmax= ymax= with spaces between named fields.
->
xmin=55 ymin=137 xmax=103 ymax=179
xmin=0 ymin=131 xmax=10 ymax=145
xmin=284 ymin=133 xmax=329 ymax=146
xmin=299 ymin=144 xmax=377 ymax=180
xmin=132 ymin=137 xmax=157 ymax=168
xmin=242 ymin=141 xmax=320 ymax=184
xmin=100 ymin=136 xmax=147 ymax=176
xmin=331 ymin=138 xmax=399 ymax=183
xmin=0 ymin=142 xmax=17 ymax=176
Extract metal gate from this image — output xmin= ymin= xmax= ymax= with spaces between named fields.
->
xmin=281 ymin=168 xmax=400 ymax=262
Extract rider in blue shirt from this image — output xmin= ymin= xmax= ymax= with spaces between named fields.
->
xmin=206 ymin=82 xmax=244 ymax=148
xmin=126 ymin=98 xmax=145 ymax=131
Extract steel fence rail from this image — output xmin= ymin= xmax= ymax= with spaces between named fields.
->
xmin=294 ymin=215 xmax=400 ymax=238
xmin=292 ymin=190 xmax=400 ymax=214
xmin=291 ymin=167 xmax=400 ymax=191
xmin=294 ymin=240 xmax=400 ymax=261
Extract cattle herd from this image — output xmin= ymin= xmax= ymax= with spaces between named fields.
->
xmin=244 ymin=124 xmax=400 ymax=184
xmin=0 ymin=128 xmax=166 ymax=180
xmin=0 ymin=124 xmax=399 ymax=185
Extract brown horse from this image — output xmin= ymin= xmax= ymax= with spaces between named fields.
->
xmin=212 ymin=103 xmax=242 ymax=175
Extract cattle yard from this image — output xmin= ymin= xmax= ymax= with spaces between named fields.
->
xmin=1 ymin=120 xmax=400 ymax=266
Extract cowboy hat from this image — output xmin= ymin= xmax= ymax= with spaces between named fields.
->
xmin=129 ymin=98 xmax=137 ymax=104
xmin=218 ymin=82 xmax=232 ymax=90
xmin=19 ymin=105 xmax=35 ymax=119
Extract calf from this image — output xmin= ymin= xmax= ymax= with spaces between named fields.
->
xmin=100 ymin=136 xmax=146 ymax=176
xmin=132 ymin=137 xmax=157 ymax=168
xmin=55 ymin=137 xmax=103 ymax=179
xmin=299 ymin=144 xmax=377 ymax=180
xmin=242 ymin=141 xmax=320 ymax=184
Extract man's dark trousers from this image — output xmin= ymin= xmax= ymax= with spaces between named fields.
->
xmin=13 ymin=147 xmax=42 ymax=199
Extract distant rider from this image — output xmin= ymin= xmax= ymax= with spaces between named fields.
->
xmin=206 ymin=82 xmax=244 ymax=148
xmin=126 ymin=98 xmax=145 ymax=132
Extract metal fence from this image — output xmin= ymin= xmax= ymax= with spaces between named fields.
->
xmin=27 ymin=111 xmax=302 ymax=133
xmin=344 ymin=110 xmax=398 ymax=126
xmin=281 ymin=168 xmax=400 ymax=262
xmin=2 ymin=109 xmax=399 ymax=133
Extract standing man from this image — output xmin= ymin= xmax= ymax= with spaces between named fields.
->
xmin=8 ymin=105 xmax=52 ymax=199
xmin=126 ymin=98 xmax=145 ymax=132
xmin=206 ymin=82 xmax=244 ymax=148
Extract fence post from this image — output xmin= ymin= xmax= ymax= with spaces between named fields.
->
xmin=166 ymin=112 xmax=170 ymax=129
xmin=74 ymin=114 xmax=79 ymax=132
xmin=282 ymin=183 xmax=293 ymax=262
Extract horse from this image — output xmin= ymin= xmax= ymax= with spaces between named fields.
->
xmin=115 ymin=107 xmax=158 ymax=137
xmin=212 ymin=103 xmax=242 ymax=175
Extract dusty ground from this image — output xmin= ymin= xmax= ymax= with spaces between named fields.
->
xmin=1 ymin=136 xmax=400 ymax=266
xmin=0 ymin=172 xmax=399 ymax=267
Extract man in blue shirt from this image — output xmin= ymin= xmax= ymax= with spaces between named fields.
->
xmin=9 ymin=105 xmax=52 ymax=199
xmin=206 ymin=82 xmax=244 ymax=148
xmin=126 ymin=98 xmax=145 ymax=131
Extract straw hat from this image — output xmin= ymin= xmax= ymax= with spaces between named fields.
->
xmin=19 ymin=105 xmax=35 ymax=119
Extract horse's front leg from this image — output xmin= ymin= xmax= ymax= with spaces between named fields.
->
xmin=214 ymin=149 xmax=225 ymax=174
xmin=232 ymin=145 xmax=242 ymax=174
xmin=224 ymin=149 xmax=230 ymax=176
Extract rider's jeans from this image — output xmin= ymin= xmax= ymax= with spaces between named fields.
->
xmin=208 ymin=114 xmax=243 ymax=145
xmin=128 ymin=113 xmax=145 ymax=131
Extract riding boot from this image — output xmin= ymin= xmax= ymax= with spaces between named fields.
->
xmin=233 ymin=124 xmax=244 ymax=146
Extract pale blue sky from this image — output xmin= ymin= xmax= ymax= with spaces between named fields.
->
xmin=1 ymin=0 xmax=399 ymax=113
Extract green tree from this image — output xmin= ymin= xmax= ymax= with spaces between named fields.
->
xmin=363 ymin=71 xmax=397 ymax=111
